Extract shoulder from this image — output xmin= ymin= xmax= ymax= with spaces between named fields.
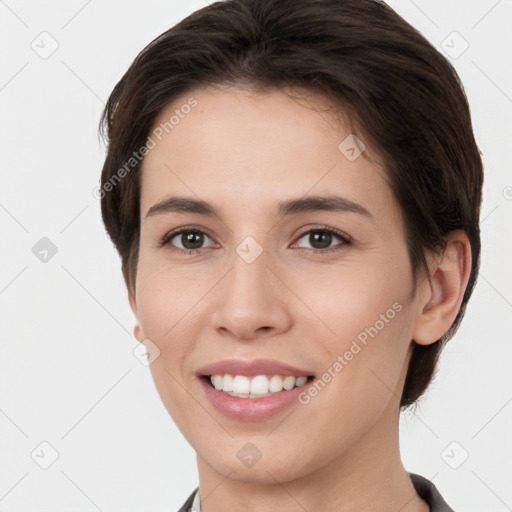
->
xmin=178 ymin=477 xmax=455 ymax=511
xmin=409 ymin=473 xmax=456 ymax=512
xmin=177 ymin=487 xmax=199 ymax=512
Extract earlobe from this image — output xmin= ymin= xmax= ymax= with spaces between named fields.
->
xmin=128 ymin=292 xmax=145 ymax=344
xmin=412 ymin=231 xmax=472 ymax=346
xmin=133 ymin=323 xmax=144 ymax=344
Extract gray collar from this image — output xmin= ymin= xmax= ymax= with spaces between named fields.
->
xmin=180 ymin=472 xmax=455 ymax=512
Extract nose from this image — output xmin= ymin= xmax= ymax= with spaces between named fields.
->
xmin=210 ymin=247 xmax=293 ymax=341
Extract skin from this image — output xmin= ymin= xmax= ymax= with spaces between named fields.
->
xmin=129 ymin=85 xmax=471 ymax=512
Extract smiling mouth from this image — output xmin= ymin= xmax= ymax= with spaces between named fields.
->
xmin=201 ymin=374 xmax=315 ymax=399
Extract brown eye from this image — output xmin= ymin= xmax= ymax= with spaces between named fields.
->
xmin=294 ymin=227 xmax=352 ymax=252
xmin=177 ymin=231 xmax=205 ymax=250
xmin=308 ymin=231 xmax=334 ymax=249
xmin=160 ymin=229 xmax=216 ymax=253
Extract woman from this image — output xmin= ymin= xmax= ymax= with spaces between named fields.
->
xmin=98 ymin=0 xmax=483 ymax=510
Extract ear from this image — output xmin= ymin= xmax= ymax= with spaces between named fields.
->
xmin=128 ymin=291 xmax=145 ymax=344
xmin=412 ymin=230 xmax=472 ymax=345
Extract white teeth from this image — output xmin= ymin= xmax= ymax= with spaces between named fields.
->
xmin=212 ymin=374 xmax=223 ymax=390
xmin=232 ymin=375 xmax=250 ymax=394
xmin=269 ymin=375 xmax=284 ymax=392
xmin=222 ymin=373 xmax=233 ymax=392
xmin=295 ymin=376 xmax=307 ymax=386
xmin=282 ymin=376 xmax=296 ymax=390
xmin=250 ymin=375 xmax=269 ymax=394
xmin=208 ymin=373 xmax=310 ymax=397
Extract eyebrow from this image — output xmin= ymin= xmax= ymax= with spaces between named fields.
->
xmin=144 ymin=194 xmax=373 ymax=220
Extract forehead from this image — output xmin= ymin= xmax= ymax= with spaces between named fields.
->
xmin=149 ymin=84 xmax=355 ymax=153
xmin=139 ymin=85 xmax=396 ymax=222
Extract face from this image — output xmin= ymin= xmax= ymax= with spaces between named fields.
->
xmin=130 ymin=85 xmax=423 ymax=484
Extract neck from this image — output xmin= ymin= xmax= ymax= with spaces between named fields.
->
xmin=195 ymin=399 xmax=429 ymax=512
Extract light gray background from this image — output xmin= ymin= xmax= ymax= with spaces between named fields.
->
xmin=1 ymin=0 xmax=511 ymax=510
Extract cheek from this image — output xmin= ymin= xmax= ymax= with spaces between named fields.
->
xmin=133 ymin=259 xmax=205 ymax=410
xmin=301 ymin=249 xmax=414 ymax=405
xmin=134 ymin=269 xmax=207 ymax=439
xmin=304 ymin=250 xmax=411 ymax=343
xmin=135 ymin=252 xmax=213 ymax=341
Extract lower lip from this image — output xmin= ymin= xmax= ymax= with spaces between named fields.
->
xmin=199 ymin=377 xmax=311 ymax=421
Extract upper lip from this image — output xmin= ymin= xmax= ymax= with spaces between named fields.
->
xmin=197 ymin=358 xmax=314 ymax=378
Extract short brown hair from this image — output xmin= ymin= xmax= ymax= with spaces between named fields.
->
xmin=99 ymin=0 xmax=483 ymax=408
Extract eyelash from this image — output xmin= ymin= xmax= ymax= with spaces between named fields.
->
xmin=158 ymin=225 xmax=352 ymax=255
